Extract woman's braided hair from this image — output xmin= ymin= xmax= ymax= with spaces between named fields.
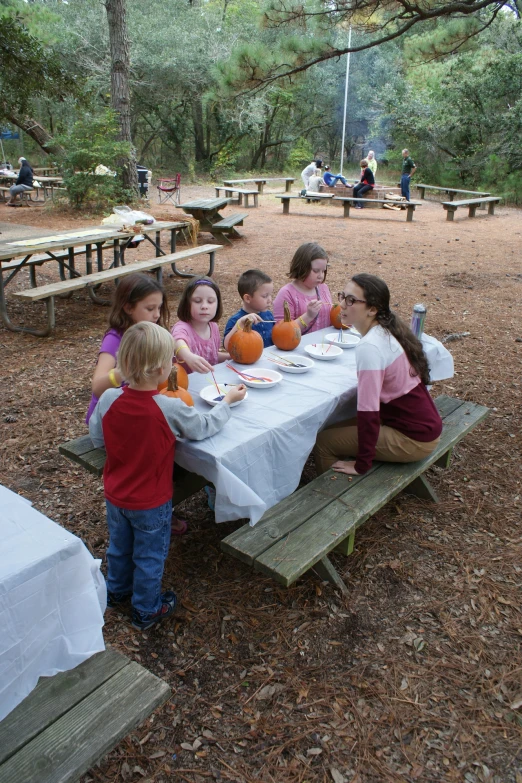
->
xmin=352 ymin=273 xmax=430 ymax=385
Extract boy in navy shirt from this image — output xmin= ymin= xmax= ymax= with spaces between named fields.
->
xmin=224 ymin=269 xmax=274 ymax=349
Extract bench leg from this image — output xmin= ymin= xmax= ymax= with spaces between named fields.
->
xmin=244 ymin=194 xmax=249 ymax=208
xmin=282 ymin=199 xmax=290 ymax=215
xmin=0 ymin=288 xmax=56 ymax=337
xmin=335 ymin=529 xmax=356 ymax=557
xmin=445 ymin=209 xmax=455 ymax=222
xmin=29 ymin=265 xmax=37 ymax=288
xmin=468 ymin=205 xmax=477 ymax=218
xmin=285 ymin=181 xmax=292 ymax=192
xmin=258 ymin=182 xmax=264 ymax=194
xmin=488 ymin=202 xmax=496 ymax=215
xmin=406 ymin=205 xmax=415 ymax=222
xmin=343 ymin=202 xmax=351 ymax=218
xmin=313 ymin=556 xmax=349 ymax=596
xmin=403 ymin=473 xmax=439 ymax=503
xmin=253 ymin=193 xmax=259 ymax=207
xmin=418 ymin=187 xmax=425 ymax=199
xmin=435 ymin=448 xmax=452 ymax=469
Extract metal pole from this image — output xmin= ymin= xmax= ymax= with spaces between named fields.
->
xmin=339 ymin=25 xmax=352 ymax=176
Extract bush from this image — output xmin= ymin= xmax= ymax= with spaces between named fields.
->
xmin=286 ymin=137 xmax=314 ymax=171
xmin=56 ymin=110 xmax=135 ymax=209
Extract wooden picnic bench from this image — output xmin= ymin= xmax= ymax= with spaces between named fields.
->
xmin=223 ymin=177 xmax=295 ymax=194
xmin=416 ymin=184 xmax=491 ymax=201
xmin=276 ymin=193 xmax=334 ymax=214
xmin=214 ymin=186 xmax=259 ymax=207
xmin=334 ymin=196 xmax=422 ymax=222
xmin=211 ymin=213 xmax=249 ymax=245
xmin=221 ymin=395 xmax=489 ymax=595
xmin=442 ymin=196 xmax=501 ymax=221
xmin=0 ymin=649 xmax=170 ymax=783
xmin=10 ymin=244 xmax=221 ymax=337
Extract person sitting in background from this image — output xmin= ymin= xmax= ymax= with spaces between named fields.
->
xmin=323 ymin=165 xmax=349 ymax=188
xmin=353 ymin=160 xmax=375 ymax=208
xmin=367 ymin=151 xmax=378 ymax=176
xmin=307 ymin=168 xmax=325 ymax=193
xmin=301 ymin=159 xmax=323 ymax=189
xmin=7 ymin=157 xmax=33 ymax=206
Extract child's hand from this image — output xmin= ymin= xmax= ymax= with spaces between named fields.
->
xmin=185 ymin=353 xmax=213 ymax=374
xmin=237 ymin=313 xmax=262 ymax=327
xmin=306 ymin=299 xmax=323 ymax=319
xmin=224 ymin=384 xmax=247 ymax=405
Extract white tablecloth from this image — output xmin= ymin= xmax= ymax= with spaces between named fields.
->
xmin=177 ymin=328 xmax=453 ymax=526
xmin=0 ymin=485 xmax=106 ymax=722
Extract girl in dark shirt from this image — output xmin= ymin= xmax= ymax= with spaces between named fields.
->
xmin=353 ymin=159 xmax=375 ymax=208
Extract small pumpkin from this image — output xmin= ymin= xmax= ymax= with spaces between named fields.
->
xmin=272 ymin=300 xmax=301 ymax=351
xmin=159 ymin=366 xmax=194 ymax=406
xmin=330 ymin=304 xmax=349 ymax=330
xmin=228 ymin=318 xmax=264 ymax=364
xmin=158 ymin=361 xmax=189 ymax=391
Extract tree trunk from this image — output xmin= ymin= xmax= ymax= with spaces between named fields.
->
xmin=1 ymin=109 xmax=65 ymax=157
xmin=104 ymin=0 xmax=138 ymax=194
xmin=192 ymin=98 xmax=207 ymax=162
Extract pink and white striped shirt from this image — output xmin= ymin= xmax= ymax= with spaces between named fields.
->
xmin=355 ymin=325 xmax=442 ymax=474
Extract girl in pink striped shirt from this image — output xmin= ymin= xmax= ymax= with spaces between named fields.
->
xmin=314 ymin=274 xmax=442 ymax=476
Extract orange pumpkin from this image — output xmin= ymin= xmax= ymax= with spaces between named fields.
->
xmin=228 ymin=318 xmax=264 ymax=364
xmin=158 ymin=361 xmax=189 ymax=391
xmin=159 ymin=367 xmax=194 ymax=406
xmin=330 ymin=304 xmax=349 ymax=330
xmin=272 ymin=300 xmax=301 ymax=351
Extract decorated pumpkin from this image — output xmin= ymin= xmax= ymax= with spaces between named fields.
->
xmin=330 ymin=304 xmax=349 ymax=330
xmin=158 ymin=361 xmax=189 ymax=391
xmin=228 ymin=318 xmax=264 ymax=364
xmin=159 ymin=367 xmax=194 ymax=406
xmin=272 ymin=300 xmax=301 ymax=351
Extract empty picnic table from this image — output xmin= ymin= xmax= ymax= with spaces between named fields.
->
xmin=0 ymin=221 xmax=189 ymax=336
xmin=180 ymin=197 xmax=231 ymax=231
xmin=416 ymin=184 xmax=491 ymax=201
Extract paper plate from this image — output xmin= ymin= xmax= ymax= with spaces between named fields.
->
xmin=200 ymin=384 xmax=247 ymax=407
xmin=325 ymin=332 xmax=360 ymax=349
xmin=266 ymin=353 xmax=315 ymax=374
xmin=232 ymin=367 xmax=283 ymax=389
xmin=304 ymin=343 xmax=343 ymax=361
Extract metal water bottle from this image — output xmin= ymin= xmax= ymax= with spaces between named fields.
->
xmin=411 ymin=303 xmax=427 ymax=337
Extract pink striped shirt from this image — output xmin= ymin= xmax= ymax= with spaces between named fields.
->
xmin=273 ymin=282 xmax=332 ymax=333
xmin=171 ymin=320 xmax=220 ymax=374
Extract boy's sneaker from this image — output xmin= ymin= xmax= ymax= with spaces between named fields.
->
xmin=132 ymin=590 xmax=177 ymax=631
xmin=106 ymin=591 xmax=132 ymax=609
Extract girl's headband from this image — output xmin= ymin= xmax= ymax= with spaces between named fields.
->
xmin=193 ymin=279 xmax=214 ymax=287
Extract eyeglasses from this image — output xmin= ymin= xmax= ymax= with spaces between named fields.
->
xmin=337 ymin=292 xmax=367 ymax=306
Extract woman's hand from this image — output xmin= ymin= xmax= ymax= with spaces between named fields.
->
xmin=305 ymin=299 xmax=323 ymax=320
xmin=224 ymin=384 xmax=247 ymax=405
xmin=332 ymin=460 xmax=360 ymax=476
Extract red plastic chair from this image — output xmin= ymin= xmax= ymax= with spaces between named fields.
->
xmin=157 ymin=173 xmax=181 ymax=205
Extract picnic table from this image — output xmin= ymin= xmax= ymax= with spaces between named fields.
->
xmin=0 ymin=221 xmax=190 ymax=336
xmin=180 ymin=197 xmax=231 ymax=231
xmin=223 ymin=178 xmax=295 ymax=193
xmin=0 ymin=172 xmax=64 ymax=202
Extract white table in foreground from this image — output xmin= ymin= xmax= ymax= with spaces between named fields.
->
xmin=178 ymin=328 xmax=454 ymax=526
xmin=0 ymin=485 xmax=106 ymax=722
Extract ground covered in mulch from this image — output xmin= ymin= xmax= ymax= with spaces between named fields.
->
xmin=0 ymin=186 xmax=521 ymax=783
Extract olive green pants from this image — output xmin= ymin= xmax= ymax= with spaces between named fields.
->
xmin=314 ymin=417 xmax=440 ymax=475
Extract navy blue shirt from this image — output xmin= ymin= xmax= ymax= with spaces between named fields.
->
xmin=224 ymin=308 xmax=274 ymax=347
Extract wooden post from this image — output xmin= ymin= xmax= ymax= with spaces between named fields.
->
xmin=446 ymin=208 xmax=455 ymax=222
xmin=435 ymin=448 xmax=452 ymax=469
xmin=418 ymin=186 xmax=425 ymax=199
xmin=488 ymin=201 xmax=496 ymax=215
xmin=85 ymin=244 xmax=93 ymax=276
xmin=469 ymin=205 xmax=477 ymax=218
xmin=313 ymin=556 xmax=349 ymax=596
xmin=406 ymin=205 xmax=414 ymax=222
xmin=285 ymin=180 xmax=292 ymax=193
xmin=253 ymin=193 xmax=259 ymax=208
xmin=403 ymin=474 xmax=439 ymax=503
xmin=282 ymin=198 xmax=290 ymax=215
xmin=335 ymin=529 xmax=355 ymax=557
xmin=343 ymin=201 xmax=351 ymax=218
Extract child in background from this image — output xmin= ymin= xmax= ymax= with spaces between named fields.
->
xmin=224 ymin=269 xmax=274 ymax=349
xmin=273 ymin=242 xmax=332 ymax=333
xmin=89 ymin=322 xmax=246 ymax=630
xmin=86 ymin=273 xmax=169 ymax=424
xmin=172 ymin=277 xmax=229 ymax=374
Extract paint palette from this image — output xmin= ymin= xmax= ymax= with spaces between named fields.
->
xmin=267 ymin=353 xmax=315 ymax=374
xmin=200 ymin=385 xmax=247 ymax=407
xmin=235 ymin=368 xmax=283 ymax=389
xmin=304 ymin=344 xmax=343 ymax=361
xmin=325 ymin=332 xmax=360 ymax=349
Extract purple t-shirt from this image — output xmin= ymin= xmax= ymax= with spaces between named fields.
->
xmin=171 ymin=320 xmax=220 ymax=374
xmin=273 ymin=282 xmax=332 ymax=333
xmin=85 ymin=328 xmax=123 ymax=424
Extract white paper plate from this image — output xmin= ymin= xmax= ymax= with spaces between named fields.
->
xmin=304 ymin=343 xmax=343 ymax=361
xmin=325 ymin=332 xmax=360 ymax=349
xmin=266 ymin=353 xmax=315 ymax=373
xmin=230 ymin=367 xmax=282 ymax=388
xmin=200 ymin=384 xmax=247 ymax=407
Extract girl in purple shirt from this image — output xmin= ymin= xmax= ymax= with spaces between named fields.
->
xmin=273 ymin=243 xmax=332 ymax=333
xmin=172 ymin=277 xmax=230 ymax=374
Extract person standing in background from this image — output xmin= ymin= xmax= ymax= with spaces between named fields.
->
xmin=301 ymin=159 xmax=323 ymax=190
xmin=367 ymin=151 xmax=377 ymax=176
xmin=400 ymin=149 xmax=416 ymax=201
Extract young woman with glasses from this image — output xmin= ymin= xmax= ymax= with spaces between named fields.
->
xmin=314 ymin=274 xmax=442 ymax=476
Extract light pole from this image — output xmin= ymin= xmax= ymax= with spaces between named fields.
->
xmin=339 ymin=25 xmax=352 ymax=176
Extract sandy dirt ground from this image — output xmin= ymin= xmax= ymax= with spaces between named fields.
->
xmin=0 ymin=185 xmax=521 ymax=783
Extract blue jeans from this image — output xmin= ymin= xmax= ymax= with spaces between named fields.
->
xmin=105 ymin=499 xmax=172 ymax=616
xmin=401 ymin=174 xmax=411 ymax=201
xmin=353 ymin=183 xmax=372 ymax=206
xmin=326 ymin=174 xmax=348 ymax=187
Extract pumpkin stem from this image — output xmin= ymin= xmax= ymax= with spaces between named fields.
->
xmin=283 ymin=300 xmax=292 ymax=322
xmin=167 ymin=366 xmax=179 ymax=393
xmin=243 ymin=317 xmax=254 ymax=333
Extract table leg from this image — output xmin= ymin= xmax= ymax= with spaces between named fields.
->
xmin=86 ymin=244 xmax=93 ymax=275
xmin=68 ymin=247 xmax=76 ymax=279
xmin=96 ymin=242 xmax=104 ymax=272
xmin=0 ymin=266 xmax=56 ymax=336
xmin=170 ymin=229 xmax=177 ymax=254
xmin=113 ymin=239 xmax=120 ymax=268
xmin=155 ymin=231 xmax=161 ymax=257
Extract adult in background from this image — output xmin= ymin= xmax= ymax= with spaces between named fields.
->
xmin=7 ymin=157 xmax=34 ymax=206
xmin=323 ymin=165 xmax=349 ymax=188
xmin=301 ymin=159 xmax=323 ymax=190
xmin=353 ymin=159 xmax=375 ymax=208
xmin=314 ymin=273 xmax=442 ymax=477
xmin=307 ymin=168 xmax=324 ymax=193
xmin=367 ymin=151 xmax=377 ymax=176
xmin=400 ymin=149 xmax=416 ymax=201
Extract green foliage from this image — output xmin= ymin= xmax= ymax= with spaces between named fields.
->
xmin=286 ymin=137 xmax=314 ymax=170
xmin=56 ymin=111 xmax=134 ymax=209
xmin=209 ymin=142 xmax=241 ymax=179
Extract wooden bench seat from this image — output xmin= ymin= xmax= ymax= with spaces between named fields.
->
xmin=275 ymin=194 xmax=334 ymax=214
xmin=334 ymin=197 xmax=422 ymax=221
xmin=416 ymin=184 xmax=491 ymax=201
xmin=11 ymin=244 xmax=221 ymax=336
xmin=220 ymin=396 xmax=489 ymax=595
xmin=214 ymin=186 xmax=259 ymax=207
xmin=211 ymin=212 xmax=248 ymax=244
xmin=0 ymin=649 xmax=170 ymax=783
xmin=441 ymin=196 xmax=501 ymax=221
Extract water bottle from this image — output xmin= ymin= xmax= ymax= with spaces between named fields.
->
xmin=411 ymin=304 xmax=427 ymax=337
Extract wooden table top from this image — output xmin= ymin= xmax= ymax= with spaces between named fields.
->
xmin=180 ymin=198 xmax=231 ymax=211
